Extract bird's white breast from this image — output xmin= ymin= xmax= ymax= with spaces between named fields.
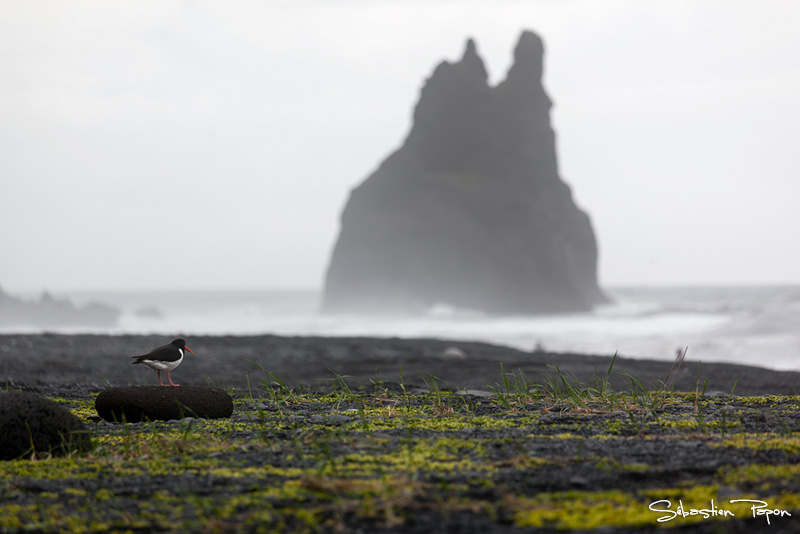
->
xmin=140 ymin=349 xmax=184 ymax=371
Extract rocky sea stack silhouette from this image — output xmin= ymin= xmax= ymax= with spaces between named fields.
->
xmin=323 ymin=31 xmax=607 ymax=315
xmin=0 ymin=286 xmax=119 ymax=328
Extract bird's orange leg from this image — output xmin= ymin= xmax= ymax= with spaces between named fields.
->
xmin=166 ymin=370 xmax=179 ymax=387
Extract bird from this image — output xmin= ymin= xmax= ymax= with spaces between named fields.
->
xmin=131 ymin=338 xmax=193 ymax=387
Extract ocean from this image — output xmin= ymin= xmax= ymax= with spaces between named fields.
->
xmin=6 ymin=285 xmax=799 ymax=372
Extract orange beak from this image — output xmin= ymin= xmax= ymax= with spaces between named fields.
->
xmin=185 ymin=346 xmax=194 ymax=354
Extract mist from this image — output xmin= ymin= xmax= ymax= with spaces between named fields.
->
xmin=2 ymin=1 xmax=799 ymax=294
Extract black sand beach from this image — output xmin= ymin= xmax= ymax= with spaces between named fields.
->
xmin=3 ymin=333 xmax=798 ymax=395
xmin=3 ymin=334 xmax=800 ymax=533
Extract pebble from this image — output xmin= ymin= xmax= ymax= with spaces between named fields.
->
xmin=569 ymin=475 xmax=589 ymax=488
xmin=307 ymin=414 xmax=352 ymax=424
xmin=328 ymin=414 xmax=351 ymax=424
xmin=166 ymin=417 xmax=196 ymax=424
xmin=704 ymin=391 xmax=734 ymax=398
xmin=441 ymin=346 xmax=468 ymax=360
xmin=756 ymin=412 xmax=775 ymax=424
xmin=456 ymin=389 xmax=496 ymax=398
xmin=243 ymin=402 xmax=274 ymax=412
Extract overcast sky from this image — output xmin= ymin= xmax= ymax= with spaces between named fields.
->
xmin=2 ymin=0 xmax=799 ymax=293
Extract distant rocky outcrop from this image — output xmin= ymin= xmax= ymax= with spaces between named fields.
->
xmin=323 ymin=31 xmax=607 ymax=315
xmin=0 ymin=286 xmax=120 ymax=328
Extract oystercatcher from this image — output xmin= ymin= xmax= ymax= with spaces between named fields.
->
xmin=131 ymin=338 xmax=193 ymax=386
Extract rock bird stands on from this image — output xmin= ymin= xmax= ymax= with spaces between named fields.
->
xmin=131 ymin=338 xmax=193 ymax=386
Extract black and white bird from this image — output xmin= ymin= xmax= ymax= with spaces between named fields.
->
xmin=131 ymin=338 xmax=193 ymax=387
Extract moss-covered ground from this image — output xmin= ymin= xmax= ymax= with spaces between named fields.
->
xmin=4 ymin=370 xmax=800 ymax=533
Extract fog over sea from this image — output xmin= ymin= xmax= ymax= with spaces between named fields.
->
xmin=5 ymin=286 xmax=797 ymax=372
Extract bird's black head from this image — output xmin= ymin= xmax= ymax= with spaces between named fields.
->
xmin=170 ymin=338 xmax=194 ymax=353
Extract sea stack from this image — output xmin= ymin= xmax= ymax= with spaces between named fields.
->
xmin=323 ymin=31 xmax=607 ymax=315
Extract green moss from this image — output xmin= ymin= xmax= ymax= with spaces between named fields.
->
xmin=46 ymin=395 xmax=99 ymax=422
xmin=513 ymin=489 xmax=658 ymax=529
xmin=718 ymin=463 xmax=800 ymax=490
xmin=511 ymin=485 xmax=780 ymax=529
xmin=736 ymin=395 xmax=800 ymax=406
xmin=5 ymin=387 xmax=800 ymax=532
xmin=0 ymin=457 xmax=99 ymax=482
xmin=718 ymin=433 xmax=800 ymax=454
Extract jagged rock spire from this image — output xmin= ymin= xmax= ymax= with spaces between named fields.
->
xmin=323 ymin=31 xmax=606 ymax=315
xmin=507 ymin=30 xmax=545 ymax=83
xmin=457 ymin=37 xmax=489 ymax=84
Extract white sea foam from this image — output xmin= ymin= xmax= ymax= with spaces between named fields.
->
xmin=4 ymin=286 xmax=800 ymax=371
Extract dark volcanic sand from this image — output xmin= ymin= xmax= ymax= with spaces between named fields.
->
xmin=2 ymin=333 xmax=798 ymax=395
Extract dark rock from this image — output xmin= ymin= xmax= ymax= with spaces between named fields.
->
xmin=323 ymin=30 xmax=607 ymax=315
xmin=0 ymin=391 xmax=91 ymax=460
xmin=95 ymin=386 xmax=233 ymax=423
